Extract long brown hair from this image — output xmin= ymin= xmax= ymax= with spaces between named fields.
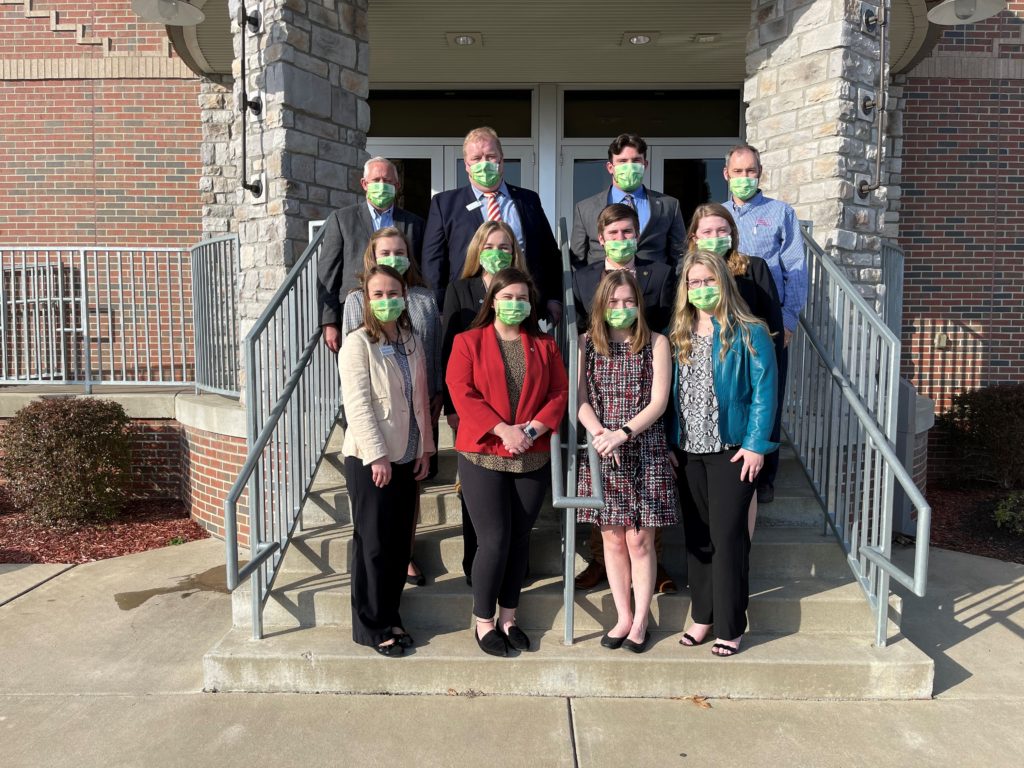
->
xmin=461 ymin=221 xmax=526 ymax=278
xmin=588 ymin=270 xmax=650 ymax=357
xmin=469 ymin=267 xmax=542 ymax=336
xmin=669 ymin=250 xmax=767 ymax=364
xmin=360 ymin=264 xmax=414 ymax=344
xmin=686 ymin=203 xmax=750 ymax=278
xmin=360 ymin=226 xmax=426 ymax=289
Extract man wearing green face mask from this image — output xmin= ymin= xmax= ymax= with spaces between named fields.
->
xmin=569 ymin=133 xmax=686 ymax=269
xmin=318 ymin=156 xmax=426 ymax=355
xmin=422 ymin=127 xmax=562 ymax=326
xmin=722 ymin=144 xmax=806 ymax=504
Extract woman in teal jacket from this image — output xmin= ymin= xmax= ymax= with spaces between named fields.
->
xmin=667 ymin=250 xmax=778 ymax=657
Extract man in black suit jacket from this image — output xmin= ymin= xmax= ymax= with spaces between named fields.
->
xmin=572 ymin=204 xmax=676 ymax=335
xmin=317 ymin=156 xmax=425 ymax=352
xmin=422 ymin=127 xmax=562 ymax=324
xmin=569 ymin=133 xmax=686 ymax=270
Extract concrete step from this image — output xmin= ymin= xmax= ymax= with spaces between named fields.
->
xmin=203 ymin=625 xmax=934 ymax=700
xmin=236 ymin=569 xmax=873 ymax=637
xmin=278 ymin=521 xmax=849 ymax=582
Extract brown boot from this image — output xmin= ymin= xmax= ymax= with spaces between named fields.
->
xmin=655 ymin=563 xmax=677 ymax=594
xmin=574 ymin=561 xmax=607 ymax=590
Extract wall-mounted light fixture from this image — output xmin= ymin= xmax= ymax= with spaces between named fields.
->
xmin=858 ymin=2 xmax=888 ymax=200
xmin=238 ymin=5 xmax=264 ymax=199
xmin=927 ymin=0 xmax=1007 ymax=25
xmin=131 ymin=0 xmax=204 ymax=25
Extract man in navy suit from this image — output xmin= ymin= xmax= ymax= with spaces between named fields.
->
xmin=569 ymin=133 xmax=686 ymax=270
xmin=422 ymin=127 xmax=562 ymax=324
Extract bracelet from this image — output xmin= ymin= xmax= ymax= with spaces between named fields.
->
xmin=621 ymin=425 xmax=633 ymax=440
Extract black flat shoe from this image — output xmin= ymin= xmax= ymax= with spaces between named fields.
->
xmin=406 ymin=561 xmax=426 ymax=586
xmin=475 ymin=628 xmax=508 ymax=657
xmin=374 ymin=641 xmax=405 ymax=657
xmin=600 ymin=632 xmax=627 ymax=650
xmin=498 ymin=624 xmax=531 ymax=651
xmin=392 ymin=631 xmax=414 ymax=649
xmin=622 ymin=632 xmax=650 ymax=654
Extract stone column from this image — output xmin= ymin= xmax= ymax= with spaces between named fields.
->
xmin=745 ymin=0 xmax=889 ymax=295
xmin=200 ymin=77 xmax=238 ymax=236
xmin=229 ymin=0 xmax=370 ymax=339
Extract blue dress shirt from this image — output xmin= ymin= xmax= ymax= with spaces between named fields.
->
xmin=609 ymin=184 xmax=651 ymax=235
xmin=473 ymin=182 xmax=525 ymax=253
xmin=368 ymin=202 xmax=394 ymax=231
xmin=724 ymin=191 xmax=807 ymax=331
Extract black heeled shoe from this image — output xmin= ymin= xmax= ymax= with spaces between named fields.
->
xmin=374 ymin=640 xmax=405 ymax=657
xmin=392 ymin=630 xmax=414 ymax=649
xmin=474 ymin=625 xmax=508 ymax=657
xmin=406 ymin=560 xmax=426 ymax=586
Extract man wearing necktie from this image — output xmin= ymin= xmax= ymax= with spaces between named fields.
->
xmin=569 ymin=133 xmax=686 ymax=270
xmin=422 ymin=127 xmax=562 ymax=325
xmin=317 ymin=156 xmax=425 ymax=353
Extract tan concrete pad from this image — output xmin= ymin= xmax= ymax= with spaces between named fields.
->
xmin=0 ymin=563 xmax=73 ymax=605
xmin=2 ymin=693 xmax=574 ymax=768
xmin=0 ymin=539 xmax=230 ymax=695
xmin=572 ymin=698 xmax=1024 ymax=767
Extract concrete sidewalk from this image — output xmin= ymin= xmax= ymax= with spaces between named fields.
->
xmin=1 ymin=539 xmax=1022 ymax=768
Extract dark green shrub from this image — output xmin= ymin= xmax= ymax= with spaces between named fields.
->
xmin=938 ymin=384 xmax=1024 ymax=489
xmin=0 ymin=397 xmax=132 ymax=526
xmin=993 ymin=493 xmax=1024 ymax=537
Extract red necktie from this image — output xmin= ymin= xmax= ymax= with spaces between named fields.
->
xmin=484 ymin=191 xmax=502 ymax=222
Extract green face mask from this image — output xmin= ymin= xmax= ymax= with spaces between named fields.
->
xmin=696 ymin=236 xmax=732 ymax=257
xmin=369 ymin=297 xmax=405 ymax=323
xmin=688 ymin=286 xmax=721 ymax=312
xmin=495 ymin=299 xmax=531 ymax=326
xmin=604 ymin=238 xmax=637 ymax=264
xmin=605 ymin=307 xmax=638 ymax=329
xmin=479 ymin=248 xmax=513 ymax=275
xmin=365 ymin=181 xmax=396 ymax=209
xmin=729 ymin=176 xmax=759 ymax=202
xmin=613 ymin=162 xmax=645 ymax=192
xmin=376 ymin=255 xmax=409 ymax=275
xmin=468 ymin=161 xmax=501 ymax=188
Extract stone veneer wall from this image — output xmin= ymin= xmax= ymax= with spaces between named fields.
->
xmin=228 ymin=0 xmax=370 ymax=368
xmin=745 ymin=0 xmax=888 ymax=295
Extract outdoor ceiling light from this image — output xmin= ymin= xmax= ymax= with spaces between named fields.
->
xmin=927 ymin=0 xmax=1007 ymax=24
xmin=454 ymin=35 xmax=476 ymax=45
xmin=693 ymin=33 xmax=719 ymax=43
xmin=622 ymin=32 xmax=660 ymax=46
xmin=131 ymin=0 xmax=205 ymax=26
xmin=446 ymin=33 xmax=482 ymax=47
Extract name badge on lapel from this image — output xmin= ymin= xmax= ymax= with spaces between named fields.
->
xmin=381 ymin=345 xmax=395 ymax=357
xmin=465 ymin=200 xmax=483 ymax=212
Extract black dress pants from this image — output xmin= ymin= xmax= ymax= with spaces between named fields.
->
xmin=457 ymin=455 xmax=548 ymax=619
xmin=760 ymin=345 xmax=788 ymax=488
xmin=676 ymin=448 xmax=755 ymax=639
xmin=345 ymin=456 xmax=417 ymax=647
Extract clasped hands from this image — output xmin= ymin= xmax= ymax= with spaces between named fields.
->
xmin=590 ymin=425 xmax=627 ymax=465
xmin=494 ymin=422 xmax=535 ymax=455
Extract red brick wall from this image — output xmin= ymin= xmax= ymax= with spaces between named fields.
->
xmin=131 ymin=419 xmax=182 ymax=497
xmin=900 ymin=5 xmax=1024 ymax=417
xmin=0 ymin=2 xmax=202 ymax=246
xmin=181 ymin=424 xmax=248 ymax=545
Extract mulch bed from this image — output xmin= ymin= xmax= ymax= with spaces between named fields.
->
xmin=925 ymin=486 xmax=1024 ymax=565
xmin=0 ymin=499 xmax=209 ymax=564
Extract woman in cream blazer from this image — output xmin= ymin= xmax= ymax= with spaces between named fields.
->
xmin=339 ymin=264 xmax=435 ymax=657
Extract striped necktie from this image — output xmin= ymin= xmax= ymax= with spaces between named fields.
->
xmin=621 ymin=194 xmax=636 ymax=210
xmin=484 ymin=191 xmax=502 ymax=222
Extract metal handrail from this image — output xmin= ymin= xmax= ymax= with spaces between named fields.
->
xmin=880 ymin=241 xmax=904 ymax=338
xmin=223 ymin=228 xmax=340 ymax=639
xmin=549 ymin=217 xmax=606 ymax=645
xmin=0 ymin=245 xmax=192 ymax=392
xmin=786 ymin=231 xmax=930 ymax=647
xmin=190 ymin=234 xmax=241 ymax=397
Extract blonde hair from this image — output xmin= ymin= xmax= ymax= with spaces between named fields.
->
xmin=461 ymin=221 xmax=526 ymax=278
xmin=359 ymin=227 xmax=426 ymax=289
xmin=588 ymin=270 xmax=650 ymax=357
xmin=669 ymin=250 xmax=767 ymax=364
xmin=686 ymin=202 xmax=750 ymax=278
xmin=462 ymin=126 xmax=503 ymax=157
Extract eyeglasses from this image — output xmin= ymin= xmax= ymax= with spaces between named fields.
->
xmin=686 ymin=277 xmax=718 ymax=289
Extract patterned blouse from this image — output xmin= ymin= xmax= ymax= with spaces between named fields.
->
xmin=393 ymin=339 xmax=419 ymax=465
xmin=462 ymin=334 xmax=548 ymax=474
xmin=678 ymin=333 xmax=724 ymax=454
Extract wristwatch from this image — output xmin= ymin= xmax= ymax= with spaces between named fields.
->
xmin=523 ymin=424 xmax=539 ymax=441
xmin=620 ymin=425 xmax=633 ymax=440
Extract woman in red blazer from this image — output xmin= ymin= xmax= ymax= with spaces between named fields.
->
xmin=446 ymin=268 xmax=568 ymax=657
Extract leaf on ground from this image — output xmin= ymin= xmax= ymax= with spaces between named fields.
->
xmin=670 ymin=695 xmax=712 ymax=709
